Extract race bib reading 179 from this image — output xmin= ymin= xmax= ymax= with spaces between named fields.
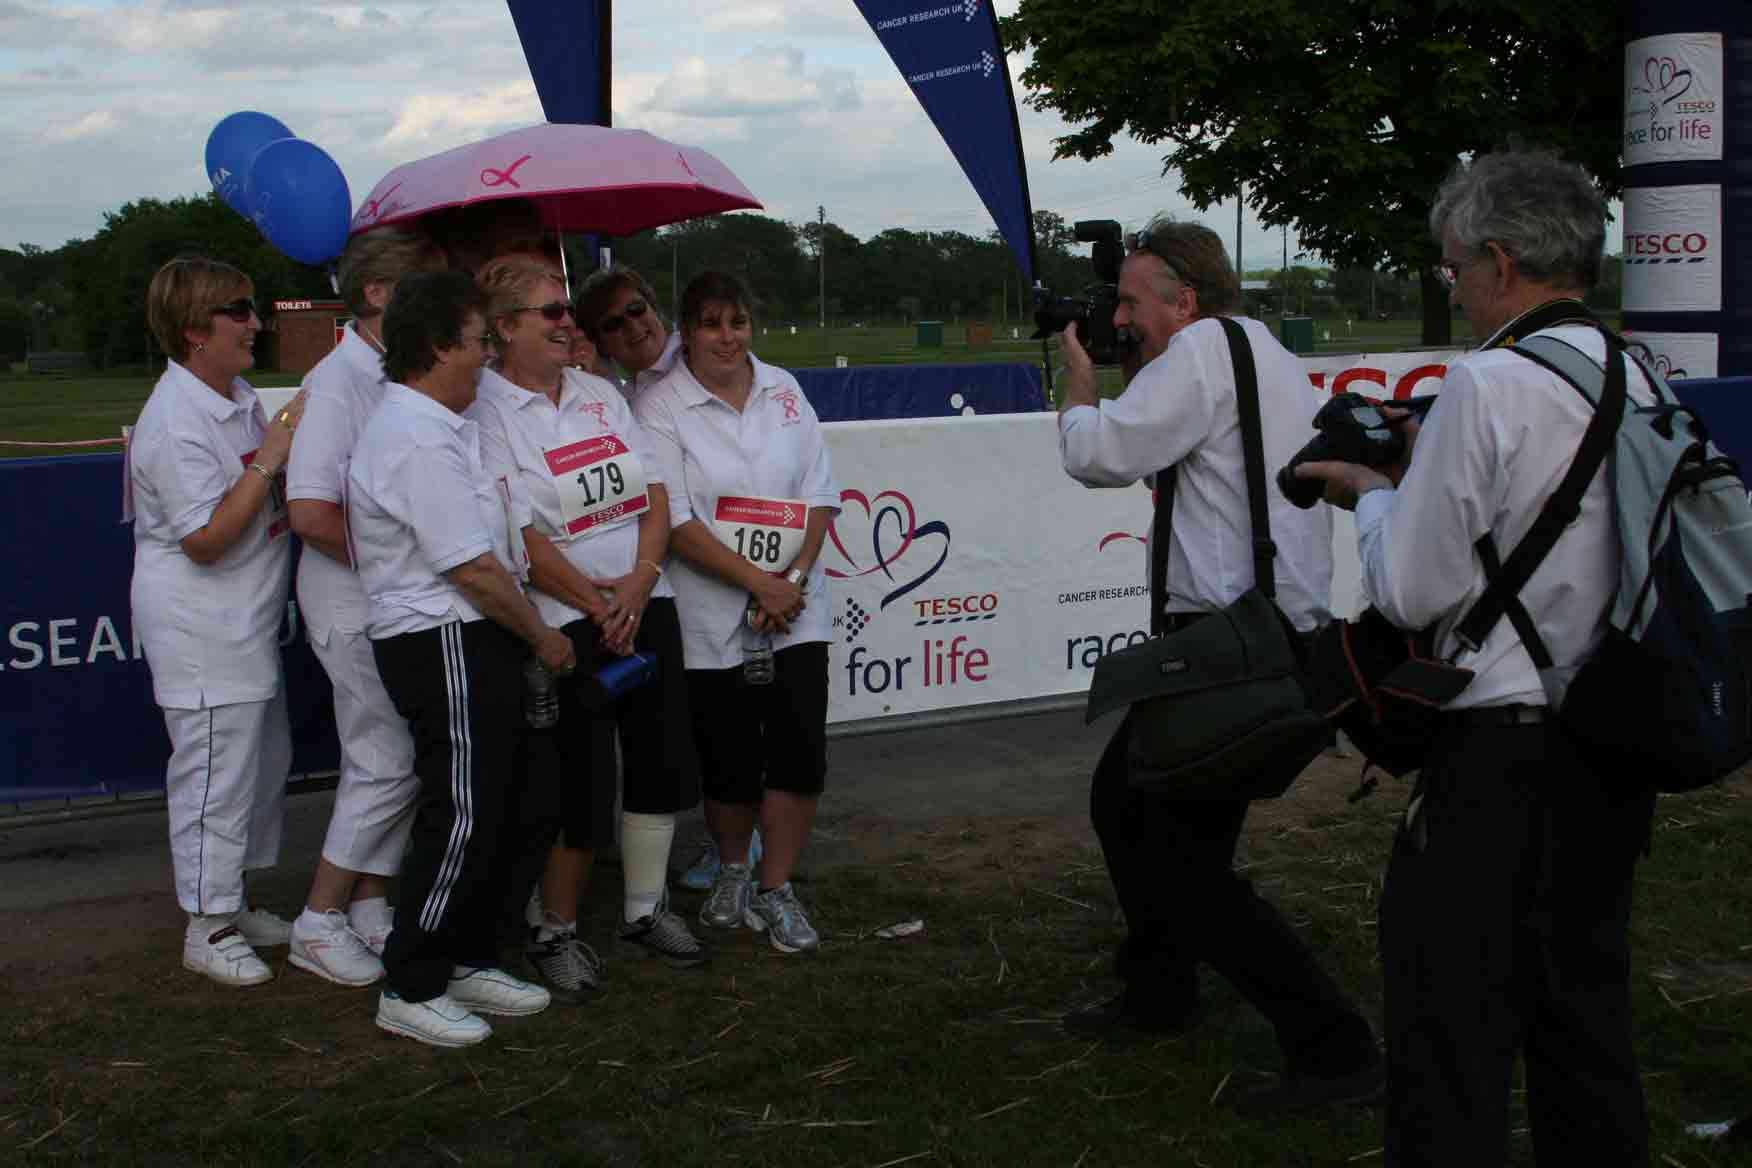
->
xmin=544 ymin=435 xmax=650 ymax=538
xmin=714 ymin=495 xmax=805 ymax=570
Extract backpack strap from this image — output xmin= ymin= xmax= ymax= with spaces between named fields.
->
xmin=1148 ymin=318 xmax=1277 ymax=635
xmin=1450 ymin=330 xmax=1628 ymax=661
xmin=1217 ymin=316 xmax=1278 ymax=600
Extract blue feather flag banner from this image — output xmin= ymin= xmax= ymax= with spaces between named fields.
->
xmin=507 ymin=0 xmax=610 ymax=126
xmin=852 ymin=0 xmax=1038 ymax=284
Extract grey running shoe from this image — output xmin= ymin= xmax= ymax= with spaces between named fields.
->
xmin=744 ymin=883 xmax=820 ymax=954
xmin=620 ymin=894 xmax=708 ymax=968
xmin=524 ymin=924 xmax=602 ymax=1003
xmin=699 ymin=860 xmax=752 ymax=930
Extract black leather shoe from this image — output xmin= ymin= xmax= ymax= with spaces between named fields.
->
xmin=1232 ymin=1059 xmax=1385 ymax=1116
xmin=1062 ymin=994 xmax=1204 ymax=1038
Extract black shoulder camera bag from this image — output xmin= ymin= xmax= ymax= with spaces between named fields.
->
xmin=1084 ymin=317 xmax=1331 ymax=799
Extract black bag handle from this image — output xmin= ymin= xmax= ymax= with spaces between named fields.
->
xmin=1451 ymin=328 xmax=1628 ymax=660
xmin=1148 ymin=318 xmax=1276 ymax=636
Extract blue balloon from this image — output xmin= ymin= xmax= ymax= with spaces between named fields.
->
xmin=244 ymin=138 xmax=353 ymax=267
xmin=205 ymin=111 xmax=294 ymax=218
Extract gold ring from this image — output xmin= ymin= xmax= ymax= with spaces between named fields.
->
xmin=276 ymin=410 xmax=292 ymax=425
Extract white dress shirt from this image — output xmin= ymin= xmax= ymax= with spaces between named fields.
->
xmin=346 ymin=383 xmax=533 ymax=640
xmin=1356 ymin=323 xmax=1655 ymax=709
xmin=634 ymin=353 xmax=841 ymax=669
xmin=1059 ymin=315 xmax=1333 ymax=632
xmin=128 ymin=361 xmax=291 ymax=708
xmin=285 ymin=322 xmax=385 ymax=640
xmin=469 ymin=366 xmax=674 ymax=630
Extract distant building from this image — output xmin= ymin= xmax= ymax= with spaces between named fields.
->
xmin=266 ymin=299 xmax=349 ymax=375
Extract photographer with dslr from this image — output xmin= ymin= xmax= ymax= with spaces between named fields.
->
xmin=1294 ymin=150 xmax=1656 ymax=1166
xmin=1056 ymin=217 xmax=1380 ymax=1113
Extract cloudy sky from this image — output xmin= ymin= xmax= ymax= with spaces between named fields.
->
xmin=0 ymin=0 xmax=1326 ymax=273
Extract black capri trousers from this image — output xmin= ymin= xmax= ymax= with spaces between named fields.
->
xmin=688 ymin=640 xmax=829 ymax=805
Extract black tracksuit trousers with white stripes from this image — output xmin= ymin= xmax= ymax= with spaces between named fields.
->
xmin=373 ymin=618 xmax=550 ymax=1003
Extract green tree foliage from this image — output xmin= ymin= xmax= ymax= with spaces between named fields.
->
xmin=1001 ymin=0 xmax=1623 ymax=344
xmin=58 ymin=195 xmax=333 ymax=369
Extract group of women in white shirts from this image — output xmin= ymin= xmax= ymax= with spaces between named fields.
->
xmin=128 ymin=218 xmax=841 ymax=1048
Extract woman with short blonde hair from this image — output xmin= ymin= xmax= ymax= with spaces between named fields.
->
xmin=131 ymin=255 xmax=307 ymax=986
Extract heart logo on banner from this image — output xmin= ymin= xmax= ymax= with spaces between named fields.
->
xmin=827 ymin=487 xmax=952 ymax=610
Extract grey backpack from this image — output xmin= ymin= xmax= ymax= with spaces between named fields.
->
xmin=1504 ymin=333 xmax=1752 ymax=791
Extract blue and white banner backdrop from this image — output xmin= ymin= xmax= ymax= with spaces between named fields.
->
xmin=1622 ymin=0 xmax=1752 ymax=378
xmin=507 ymin=0 xmax=609 ymax=126
xmin=853 ymin=0 xmax=1038 ymax=285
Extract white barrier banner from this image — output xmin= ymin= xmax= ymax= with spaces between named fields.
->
xmin=1623 ymin=183 xmax=1722 ymax=313
xmin=1299 ymin=350 xmax=1459 ymax=398
xmin=1624 ymin=33 xmax=1724 ymax=165
xmin=1623 ymin=330 xmax=1719 ymax=381
xmin=821 ymin=414 xmax=1152 ymax=723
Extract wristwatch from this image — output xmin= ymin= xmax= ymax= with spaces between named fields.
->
xmin=784 ymin=567 xmax=806 ymax=585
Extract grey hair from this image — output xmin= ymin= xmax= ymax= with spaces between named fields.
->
xmin=337 ymin=226 xmax=445 ymax=319
xmin=1429 ymin=150 xmax=1606 ymax=290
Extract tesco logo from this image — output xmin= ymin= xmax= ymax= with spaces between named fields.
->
xmin=912 ymin=592 xmax=998 ymax=624
xmin=1627 ymin=232 xmax=1709 ymax=256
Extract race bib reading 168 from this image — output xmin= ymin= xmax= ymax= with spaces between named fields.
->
xmin=714 ymin=495 xmax=805 ymax=569
xmin=544 ymin=435 xmax=649 ymax=538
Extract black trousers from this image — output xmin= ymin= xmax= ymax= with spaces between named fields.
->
xmin=1090 ymin=714 xmax=1378 ymax=1076
xmin=547 ymin=598 xmax=701 ymax=850
xmin=373 ymin=619 xmax=548 ymax=1002
xmin=1381 ymin=721 xmax=1654 ymax=1167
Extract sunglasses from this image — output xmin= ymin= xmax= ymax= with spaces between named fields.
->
xmin=514 ymin=301 xmax=575 ymax=322
xmin=596 ymin=298 xmax=649 ymax=335
xmin=211 ymin=297 xmax=257 ymax=323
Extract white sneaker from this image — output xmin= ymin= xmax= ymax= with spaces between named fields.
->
xmin=233 ymin=905 xmax=294 ymax=948
xmin=183 ymin=916 xmax=273 ymax=987
xmin=447 ymin=966 xmax=551 ymax=1017
xmin=289 ymin=909 xmax=384 ymax=987
xmin=375 ymin=991 xmax=491 ymax=1048
xmin=348 ymin=903 xmax=395 ymax=957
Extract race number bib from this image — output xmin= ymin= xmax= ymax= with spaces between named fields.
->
xmin=240 ymin=449 xmax=289 ymax=540
xmin=544 ymin=435 xmax=650 ymax=538
xmin=714 ymin=495 xmax=806 ymax=570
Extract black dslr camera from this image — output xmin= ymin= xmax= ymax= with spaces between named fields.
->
xmin=1032 ymin=219 xmax=1128 ymax=365
xmin=1277 ymin=392 xmax=1438 ymax=509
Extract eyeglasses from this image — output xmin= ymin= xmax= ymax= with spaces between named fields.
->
xmin=211 ymin=297 xmax=257 ymax=323
xmin=596 ymin=298 xmax=650 ymax=335
xmin=513 ymin=301 xmax=575 ymax=322
xmin=1434 ymin=246 xmax=1499 ymax=290
xmin=461 ymin=330 xmax=493 ymax=349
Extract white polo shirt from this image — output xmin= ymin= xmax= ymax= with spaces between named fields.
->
xmin=635 ymin=353 xmax=841 ymax=669
xmin=1355 ymin=322 xmax=1654 ymax=709
xmin=347 ymin=383 xmax=533 ymax=640
xmin=469 ymin=366 xmax=675 ymax=630
xmin=1059 ymin=315 xmax=1333 ymax=632
xmin=615 ymin=331 xmax=682 ymax=404
xmin=127 ymin=361 xmax=292 ymax=709
xmin=285 ymin=322 xmax=386 ymax=640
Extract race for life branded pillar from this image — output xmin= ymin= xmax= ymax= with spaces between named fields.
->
xmin=1622 ymin=1 xmax=1751 ymax=379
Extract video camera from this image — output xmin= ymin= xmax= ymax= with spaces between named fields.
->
xmin=1277 ymin=393 xmax=1438 ymax=509
xmin=1032 ymin=219 xmax=1130 ymax=366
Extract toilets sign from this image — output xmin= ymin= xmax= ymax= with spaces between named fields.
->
xmin=1624 ymin=33 xmax=1723 ymax=165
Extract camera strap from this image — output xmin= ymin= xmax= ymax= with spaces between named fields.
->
xmin=1149 ymin=317 xmax=1276 ymax=636
xmin=1450 ymin=323 xmax=1627 ymax=662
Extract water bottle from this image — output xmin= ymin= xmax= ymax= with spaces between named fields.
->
xmin=523 ymin=656 xmax=559 ymax=728
xmin=742 ymin=603 xmax=775 ymax=686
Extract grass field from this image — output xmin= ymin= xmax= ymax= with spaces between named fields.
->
xmin=2 ymin=771 xmax=1747 ymax=1165
xmin=0 ymin=319 xmax=1457 ymax=457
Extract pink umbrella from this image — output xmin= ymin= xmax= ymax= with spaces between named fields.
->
xmin=349 ymin=123 xmax=762 ymax=236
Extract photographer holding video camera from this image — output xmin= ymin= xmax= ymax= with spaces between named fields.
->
xmin=1054 ymin=216 xmax=1381 ymax=1114
xmin=1294 ymin=150 xmax=1656 ymax=1167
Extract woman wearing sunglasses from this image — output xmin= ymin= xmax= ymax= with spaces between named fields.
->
xmin=469 ymin=257 xmax=706 ymax=1001
xmin=575 ymin=265 xmax=680 ymax=402
xmin=129 ymin=256 xmax=307 ymax=987
xmin=634 ymin=270 xmax=840 ymax=955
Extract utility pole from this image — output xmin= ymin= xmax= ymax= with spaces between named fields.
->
xmin=1281 ymin=224 xmax=1289 ymax=317
xmin=1235 ymin=183 xmax=1243 ymax=281
xmin=818 ymin=205 xmax=827 ymax=329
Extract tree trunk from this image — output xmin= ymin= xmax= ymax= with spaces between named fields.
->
xmin=1420 ymin=268 xmax=1453 ymax=347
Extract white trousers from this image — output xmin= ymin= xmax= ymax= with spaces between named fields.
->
xmin=310 ymin=627 xmax=418 ymax=876
xmin=163 ymin=693 xmax=290 ymax=915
